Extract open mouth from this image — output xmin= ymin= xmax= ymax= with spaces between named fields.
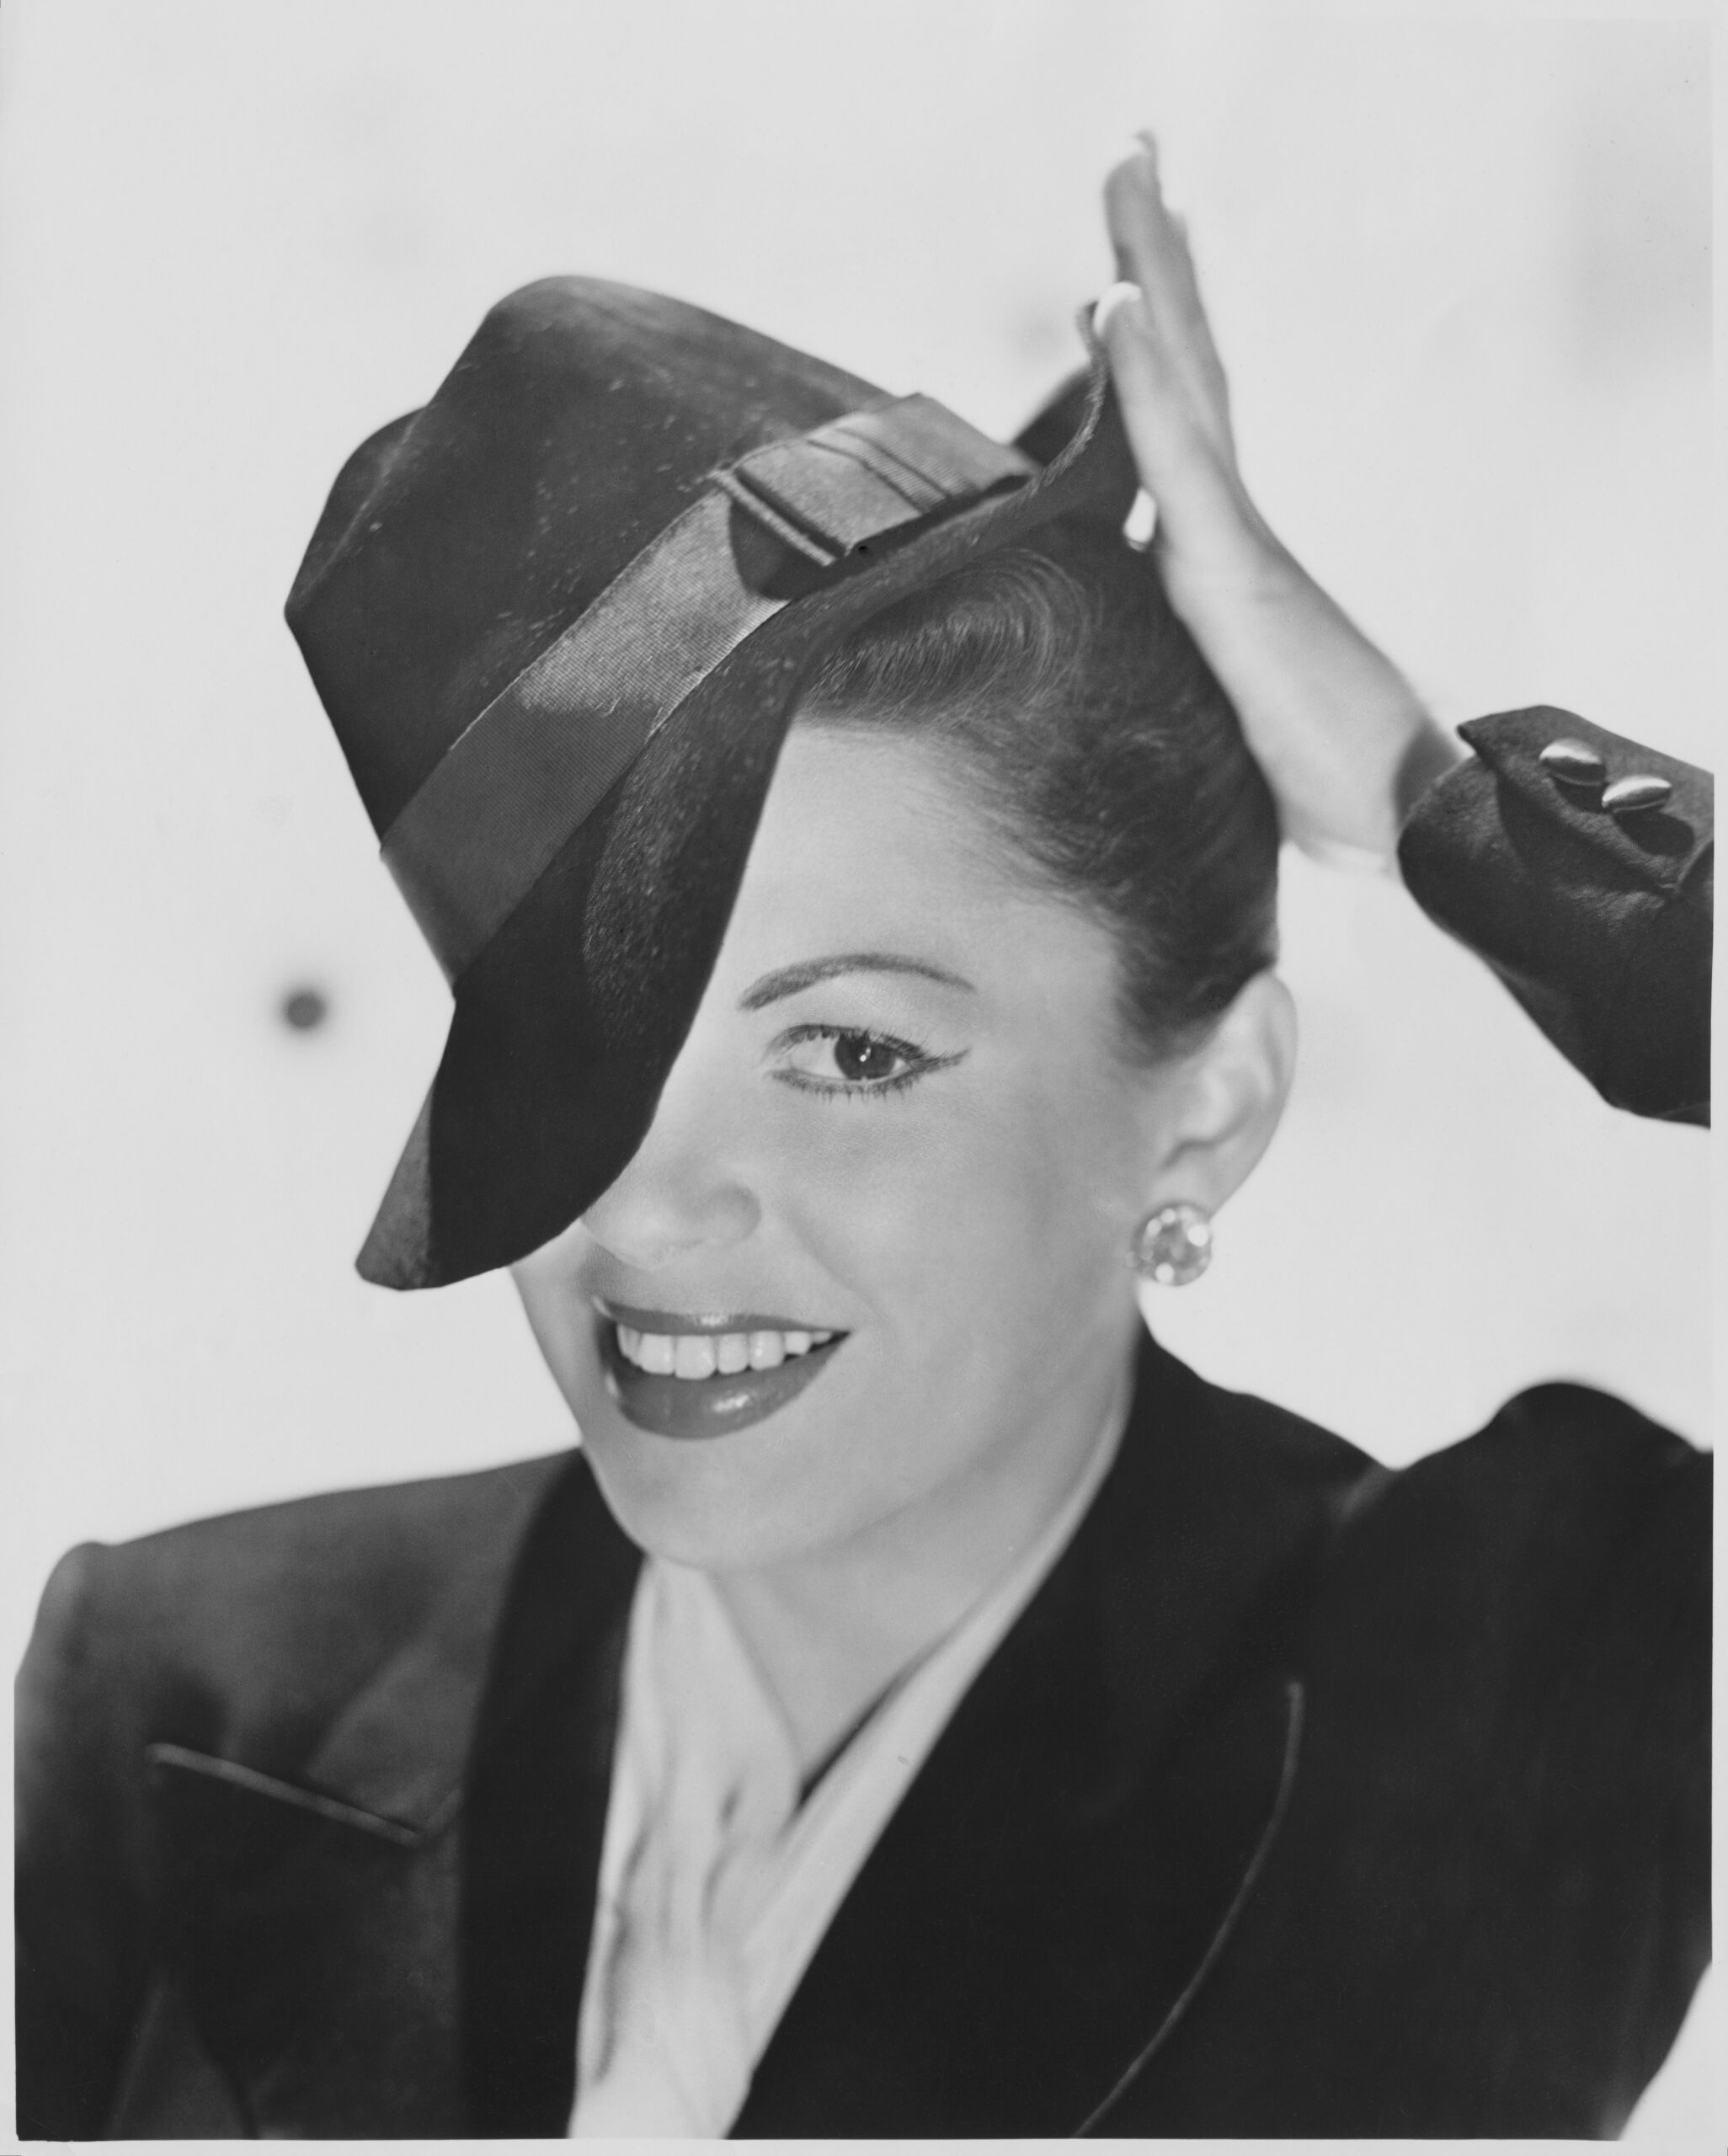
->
xmin=596 ymin=1302 xmax=848 ymax=1439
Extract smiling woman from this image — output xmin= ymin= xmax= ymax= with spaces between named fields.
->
xmin=14 ymin=150 xmax=1709 ymax=2139
xmin=511 ymin=715 xmax=1289 ymax=1672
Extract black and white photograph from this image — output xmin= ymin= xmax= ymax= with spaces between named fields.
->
xmin=4 ymin=2 xmax=1716 ymax=2142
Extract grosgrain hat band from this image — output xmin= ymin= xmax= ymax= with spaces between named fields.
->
xmin=380 ymin=394 xmax=1034 ymax=985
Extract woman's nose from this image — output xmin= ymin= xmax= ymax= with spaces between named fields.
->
xmin=579 ymin=1123 xmax=762 ymax=1273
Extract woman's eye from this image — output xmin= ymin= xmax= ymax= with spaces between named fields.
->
xmin=770 ymin=1025 xmax=960 ymax=1097
xmin=831 ymin=1033 xmax=905 ymax=1083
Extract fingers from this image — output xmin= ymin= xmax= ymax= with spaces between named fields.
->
xmin=1103 ymin=138 xmax=1234 ymax=458
xmin=1105 ymin=147 xmax=1229 ymax=444
xmin=1093 ymin=277 xmax=1244 ymax=545
xmin=1160 ymin=211 xmax=1233 ymax=435
xmin=1096 ymin=147 xmax=1280 ymax=600
xmin=1092 ymin=280 xmax=1185 ymax=456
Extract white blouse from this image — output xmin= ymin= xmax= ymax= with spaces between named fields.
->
xmin=568 ymin=1389 xmax=1128 ymax=2137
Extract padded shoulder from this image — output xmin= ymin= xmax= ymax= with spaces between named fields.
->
xmin=1308 ymin=1380 xmax=1708 ymax=1764
xmin=1450 ymin=1373 xmax=1697 ymax=1463
xmin=15 ymin=1452 xmax=596 ymax=2139
xmin=1370 ymin=1378 xmax=1703 ymax=1566
xmin=19 ymin=1452 xmax=577 ymax=1793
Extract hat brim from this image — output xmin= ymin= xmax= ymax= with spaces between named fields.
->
xmin=359 ymin=362 xmax=1136 ymax=1287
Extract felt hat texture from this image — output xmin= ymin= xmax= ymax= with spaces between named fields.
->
xmin=287 ymin=278 xmax=1137 ymax=1287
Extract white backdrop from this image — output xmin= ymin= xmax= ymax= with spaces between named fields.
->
xmin=1 ymin=1 xmax=1717 ymax=2137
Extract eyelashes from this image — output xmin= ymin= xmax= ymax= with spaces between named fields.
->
xmin=768 ymin=1023 xmax=968 ymax=1101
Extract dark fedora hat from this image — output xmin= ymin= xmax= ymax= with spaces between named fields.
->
xmin=287 ymin=277 xmax=1137 ymax=1289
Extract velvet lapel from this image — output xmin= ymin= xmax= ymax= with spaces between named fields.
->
xmin=141 ymin=1746 xmax=466 ymax=2136
xmin=459 ymin=1450 xmax=642 ymax=2133
xmin=131 ymin=1454 xmax=579 ymax=2136
xmin=731 ymin=1333 xmax=1354 ymax=2137
xmin=135 ymin=1450 xmax=639 ymax=2138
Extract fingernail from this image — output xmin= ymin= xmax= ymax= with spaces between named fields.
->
xmin=1134 ymin=129 xmax=1160 ymax=168
xmin=1093 ymin=282 xmax=1145 ymax=338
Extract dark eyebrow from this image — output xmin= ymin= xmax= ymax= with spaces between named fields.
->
xmin=739 ymin=952 xmax=976 ymax=1012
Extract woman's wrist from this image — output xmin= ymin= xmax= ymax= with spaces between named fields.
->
xmin=1155 ymin=528 xmax=1443 ymax=862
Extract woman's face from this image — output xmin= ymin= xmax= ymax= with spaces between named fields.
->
xmin=512 ymin=723 xmax=1197 ymax=1575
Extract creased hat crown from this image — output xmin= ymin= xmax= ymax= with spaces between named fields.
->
xmin=287 ymin=278 xmax=882 ymax=838
xmin=285 ymin=275 xmax=1133 ymax=1287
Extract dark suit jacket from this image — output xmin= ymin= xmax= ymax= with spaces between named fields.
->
xmin=15 ymin=712 xmax=1713 ymax=2137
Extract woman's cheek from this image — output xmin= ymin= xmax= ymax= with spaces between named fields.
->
xmin=765 ymin=1097 xmax=996 ymax=1305
xmin=514 ymin=1273 xmax=595 ymax=1418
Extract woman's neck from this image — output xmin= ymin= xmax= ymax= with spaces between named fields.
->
xmin=709 ymin=1328 xmax=1138 ymax=1777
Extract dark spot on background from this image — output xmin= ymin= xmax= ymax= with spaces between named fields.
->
xmin=280 ymin=985 xmax=330 ymax=1033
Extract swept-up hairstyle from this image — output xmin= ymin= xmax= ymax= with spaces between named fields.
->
xmin=797 ymin=520 xmax=1279 ymax=1059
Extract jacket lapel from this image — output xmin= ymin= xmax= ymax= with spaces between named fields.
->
xmin=733 ymin=1335 xmax=1355 ymax=2137
xmin=458 ymin=1451 xmax=641 ymax=2133
xmin=136 ymin=1448 xmax=640 ymax=2139
xmin=140 ymin=1744 xmax=467 ymax=2137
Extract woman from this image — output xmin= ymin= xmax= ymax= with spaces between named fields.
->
xmin=16 ymin=148 xmax=1709 ymax=2137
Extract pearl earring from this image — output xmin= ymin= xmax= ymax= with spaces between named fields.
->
xmin=1130 ymin=1202 xmax=1213 ymax=1287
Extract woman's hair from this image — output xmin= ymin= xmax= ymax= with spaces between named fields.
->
xmin=796 ymin=519 xmax=1280 ymax=1061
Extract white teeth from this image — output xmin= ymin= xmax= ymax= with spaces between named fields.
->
xmin=615 ymin=1321 xmax=837 ymax=1379
xmin=674 ymin=1334 xmax=717 ymax=1380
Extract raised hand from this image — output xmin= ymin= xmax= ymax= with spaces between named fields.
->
xmin=1098 ymin=138 xmax=1459 ymax=865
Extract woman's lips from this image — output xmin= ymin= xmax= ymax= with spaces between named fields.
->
xmin=595 ymin=1303 xmax=848 ymax=1439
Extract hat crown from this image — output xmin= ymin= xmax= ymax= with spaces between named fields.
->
xmin=283 ymin=276 xmax=1135 ymax=1288
xmin=287 ymin=277 xmax=883 ymax=836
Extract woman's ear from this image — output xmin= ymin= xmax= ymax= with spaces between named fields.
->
xmin=1136 ymin=969 xmax=1296 ymax=1217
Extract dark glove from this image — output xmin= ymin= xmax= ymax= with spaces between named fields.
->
xmin=1397 ymin=708 xmax=1710 ymax=1125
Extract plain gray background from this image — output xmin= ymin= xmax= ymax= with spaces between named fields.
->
xmin=2 ymin=1 xmax=1717 ymax=2138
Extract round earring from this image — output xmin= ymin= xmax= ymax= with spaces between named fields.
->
xmin=1130 ymin=1201 xmax=1213 ymax=1287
